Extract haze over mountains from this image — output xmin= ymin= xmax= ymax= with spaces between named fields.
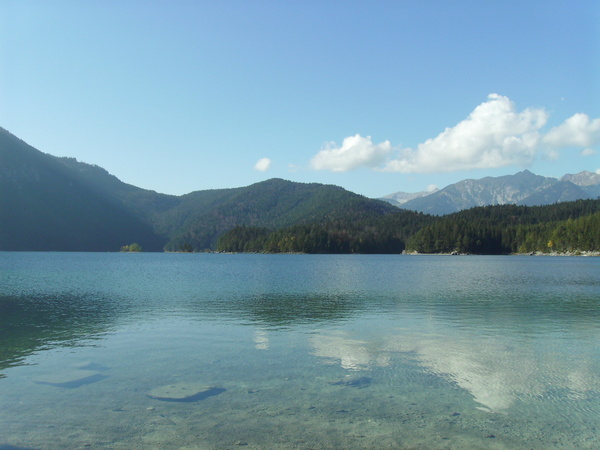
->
xmin=1 ymin=126 xmax=598 ymax=252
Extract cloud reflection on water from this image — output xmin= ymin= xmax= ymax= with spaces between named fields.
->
xmin=310 ymin=331 xmax=390 ymax=371
xmin=309 ymin=328 xmax=600 ymax=413
xmin=253 ymin=330 xmax=270 ymax=350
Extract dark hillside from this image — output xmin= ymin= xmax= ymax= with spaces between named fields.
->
xmin=165 ymin=178 xmax=399 ymax=251
xmin=0 ymin=128 xmax=165 ymax=251
xmin=54 ymin=156 xmax=182 ymax=233
xmin=217 ymin=208 xmax=434 ymax=253
xmin=0 ymin=127 xmax=403 ymax=252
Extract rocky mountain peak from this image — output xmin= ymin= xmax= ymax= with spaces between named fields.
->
xmin=561 ymin=171 xmax=600 ymax=186
xmin=381 ymin=170 xmax=600 ymax=215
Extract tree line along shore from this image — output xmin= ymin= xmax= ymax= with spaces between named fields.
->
xmin=215 ymin=200 xmax=600 ymax=255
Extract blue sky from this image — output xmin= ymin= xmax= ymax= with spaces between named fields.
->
xmin=1 ymin=1 xmax=599 ymax=197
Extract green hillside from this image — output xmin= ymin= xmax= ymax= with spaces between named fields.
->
xmin=405 ymin=200 xmax=600 ymax=254
xmin=0 ymin=128 xmax=402 ymax=252
xmin=216 ymin=209 xmax=434 ymax=253
xmin=0 ymin=128 xmax=165 ymax=251
xmin=52 ymin=152 xmax=405 ymax=252
xmin=217 ymin=200 xmax=600 ymax=254
xmin=163 ymin=178 xmax=400 ymax=251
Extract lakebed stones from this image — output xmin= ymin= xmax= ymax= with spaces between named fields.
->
xmin=147 ymin=382 xmax=226 ymax=402
xmin=72 ymin=361 xmax=110 ymax=372
xmin=34 ymin=369 xmax=109 ymax=389
xmin=331 ymin=376 xmax=373 ymax=388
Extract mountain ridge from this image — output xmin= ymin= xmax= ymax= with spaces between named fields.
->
xmin=382 ymin=169 xmax=599 ymax=215
xmin=0 ymin=127 xmax=399 ymax=251
xmin=0 ymin=127 xmax=166 ymax=251
xmin=1 ymin=126 xmax=598 ymax=252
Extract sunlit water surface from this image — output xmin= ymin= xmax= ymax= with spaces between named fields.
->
xmin=1 ymin=253 xmax=599 ymax=449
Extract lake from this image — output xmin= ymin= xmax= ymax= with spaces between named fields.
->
xmin=0 ymin=252 xmax=599 ymax=449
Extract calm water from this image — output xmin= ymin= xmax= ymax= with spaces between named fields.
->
xmin=0 ymin=252 xmax=599 ymax=449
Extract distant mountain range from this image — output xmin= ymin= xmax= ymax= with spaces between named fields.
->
xmin=380 ymin=188 xmax=439 ymax=206
xmin=2 ymin=126 xmax=598 ymax=252
xmin=380 ymin=170 xmax=600 ymax=215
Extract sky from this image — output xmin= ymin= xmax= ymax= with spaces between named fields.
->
xmin=1 ymin=0 xmax=599 ymax=198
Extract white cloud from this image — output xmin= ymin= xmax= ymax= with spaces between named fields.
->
xmin=596 ymin=168 xmax=600 ymax=175
xmin=308 ymin=94 xmax=600 ymax=175
xmin=581 ymin=148 xmax=597 ymax=156
xmin=254 ymin=157 xmax=272 ymax=172
xmin=383 ymin=94 xmax=548 ymax=173
xmin=426 ymin=184 xmax=438 ymax=192
xmin=310 ymin=134 xmax=392 ymax=172
xmin=543 ymin=113 xmax=600 ymax=148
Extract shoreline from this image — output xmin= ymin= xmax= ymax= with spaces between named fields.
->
xmin=403 ymin=250 xmax=600 ymax=257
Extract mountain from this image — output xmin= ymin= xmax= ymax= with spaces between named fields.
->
xmin=0 ymin=127 xmax=398 ymax=251
xmin=518 ymin=181 xmax=589 ymax=206
xmin=561 ymin=170 xmax=600 ymax=186
xmin=398 ymin=170 xmax=554 ymax=215
xmin=0 ymin=128 xmax=165 ymax=251
xmin=380 ymin=188 xmax=439 ymax=206
xmin=163 ymin=178 xmax=399 ymax=251
xmin=3 ymin=125 xmax=598 ymax=252
xmin=51 ymin=149 xmax=400 ymax=251
xmin=561 ymin=171 xmax=600 ymax=199
xmin=392 ymin=170 xmax=599 ymax=215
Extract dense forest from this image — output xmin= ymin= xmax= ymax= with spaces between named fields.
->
xmin=217 ymin=199 xmax=600 ymax=255
xmin=162 ymin=178 xmax=400 ymax=252
xmin=216 ymin=209 xmax=435 ymax=254
xmin=406 ymin=199 xmax=600 ymax=254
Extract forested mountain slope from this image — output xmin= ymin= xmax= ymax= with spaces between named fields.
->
xmin=405 ymin=199 xmax=600 ymax=254
xmin=218 ymin=199 xmax=600 ymax=255
xmin=1 ymin=127 xmax=400 ymax=251
xmin=216 ymin=208 xmax=435 ymax=253
xmin=0 ymin=128 xmax=165 ymax=251
xmin=163 ymin=178 xmax=400 ymax=251
xmin=47 ymin=141 xmax=403 ymax=251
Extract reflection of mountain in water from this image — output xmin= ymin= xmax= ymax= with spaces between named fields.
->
xmin=179 ymin=291 xmax=366 ymax=328
xmin=0 ymin=293 xmax=121 ymax=376
xmin=224 ymin=293 xmax=366 ymax=328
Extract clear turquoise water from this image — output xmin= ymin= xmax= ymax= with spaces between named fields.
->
xmin=0 ymin=252 xmax=599 ymax=449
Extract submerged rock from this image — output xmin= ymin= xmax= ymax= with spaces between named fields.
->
xmin=147 ymin=383 xmax=226 ymax=402
xmin=34 ymin=370 xmax=109 ymax=388
xmin=331 ymin=376 xmax=373 ymax=388
xmin=72 ymin=361 xmax=110 ymax=372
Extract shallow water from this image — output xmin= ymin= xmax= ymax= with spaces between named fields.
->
xmin=0 ymin=252 xmax=599 ymax=449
